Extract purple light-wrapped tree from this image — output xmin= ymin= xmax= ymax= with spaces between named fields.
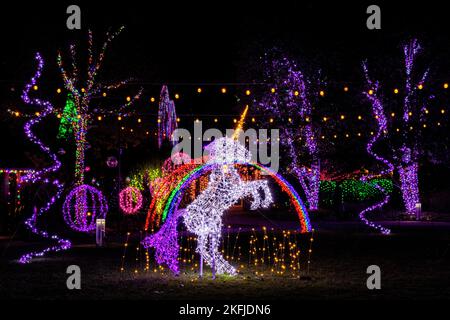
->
xmin=256 ymin=54 xmax=321 ymax=210
xmin=362 ymin=39 xmax=430 ymax=215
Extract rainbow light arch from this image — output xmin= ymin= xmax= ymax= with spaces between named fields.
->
xmin=161 ymin=162 xmax=312 ymax=233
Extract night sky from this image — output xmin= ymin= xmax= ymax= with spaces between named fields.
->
xmin=1 ymin=1 xmax=449 ymax=168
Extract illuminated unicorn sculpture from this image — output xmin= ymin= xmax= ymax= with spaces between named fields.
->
xmin=142 ymin=137 xmax=273 ymax=277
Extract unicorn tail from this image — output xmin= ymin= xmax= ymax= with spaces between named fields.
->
xmin=142 ymin=209 xmax=185 ymax=274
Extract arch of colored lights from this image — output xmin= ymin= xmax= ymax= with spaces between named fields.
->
xmin=159 ymin=162 xmax=311 ymax=233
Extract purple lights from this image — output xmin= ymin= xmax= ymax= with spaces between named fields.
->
xmin=257 ymin=55 xmax=321 ymax=210
xmin=63 ymin=184 xmax=108 ymax=232
xmin=19 ymin=53 xmax=72 ymax=263
xmin=363 ymin=39 xmax=428 ymax=217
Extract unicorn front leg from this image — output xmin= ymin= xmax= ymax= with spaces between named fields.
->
xmin=244 ymin=180 xmax=273 ymax=210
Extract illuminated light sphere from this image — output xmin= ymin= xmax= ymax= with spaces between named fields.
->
xmin=174 ymin=93 xmax=180 ymax=99
xmin=340 ymin=115 xmax=345 ymax=120
xmin=197 ymin=87 xmax=202 ymax=93
xmin=102 ymin=92 xmax=107 ymax=97
xmin=126 ymin=96 xmax=131 ymax=102
xmin=418 ymin=84 xmax=423 ymax=90
xmin=63 ymin=185 xmax=108 ymax=232
xmin=245 ymin=89 xmax=251 ymax=96
xmin=150 ymin=97 xmax=155 ymax=102
xmin=344 ymin=86 xmax=349 ymax=92
xmin=56 ymin=88 xmax=62 ymax=94
xmin=394 ymin=88 xmax=399 ymax=94
xmin=81 ymin=88 xmax=85 ymax=93
xmin=162 ymin=152 xmax=192 ymax=175
xmin=15 ymin=111 xmax=20 ymax=117
xmin=33 ymin=85 xmax=38 ymax=91
xmin=221 ymin=88 xmax=227 ymax=94
xmin=319 ymin=90 xmax=325 ymax=97
xmin=444 ymin=83 xmax=449 ymax=89
xmin=119 ymin=187 xmax=143 ymax=215
xmin=97 ymin=115 xmax=102 ymax=121
xmin=118 ymin=116 xmax=122 ymax=121
xmin=271 ymin=88 xmax=276 ymax=93
xmin=357 ymin=115 xmax=362 ymax=120
xmin=368 ymin=89 xmax=374 ymax=95
xmin=323 ymin=116 xmax=328 ymax=122
xmin=294 ymin=90 xmax=299 ymax=96
xmin=106 ymin=156 xmax=118 ymax=168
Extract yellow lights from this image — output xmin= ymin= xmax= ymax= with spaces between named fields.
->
xmin=319 ymin=90 xmax=325 ymax=97
xmin=233 ymin=119 xmax=237 ymax=123
xmin=368 ymin=89 xmax=374 ymax=95
xmin=423 ymin=124 xmax=427 ymax=128
xmin=357 ymin=132 xmax=361 ymax=137
xmin=288 ymin=117 xmax=292 ymax=123
xmin=305 ymin=117 xmax=310 ymax=122
xmin=345 ymin=134 xmax=349 ymax=138
xmin=251 ymin=117 xmax=256 ymax=123
xmin=391 ymin=112 xmax=395 ymax=117
xmin=425 ymin=109 xmax=429 ymax=114
xmin=214 ymin=118 xmax=218 ymax=123
xmin=344 ymin=86 xmax=349 ymax=92
xmin=77 ymin=115 xmax=81 ymax=119
xmin=394 ymin=88 xmax=399 ymax=94
xmin=33 ymin=85 xmax=38 ymax=91
xmin=81 ymin=88 xmax=86 ymax=93
xmin=197 ymin=87 xmax=202 ymax=93
xmin=441 ymin=109 xmax=446 ymax=114
xmin=150 ymin=97 xmax=155 ymax=102
xmin=146 ymin=131 xmax=149 ymax=135
xmin=14 ymin=111 xmax=20 ymax=117
xmin=396 ymin=128 xmax=400 ymax=132
xmin=221 ymin=88 xmax=227 ymax=94
xmin=176 ymin=117 xmax=180 ymax=122
xmin=294 ymin=90 xmax=299 ymax=96
xmin=118 ymin=116 xmax=122 ymax=121
xmin=56 ymin=88 xmax=62 ymax=94
xmin=333 ymin=134 xmax=337 ymax=139
xmin=444 ymin=83 xmax=449 ymax=89
xmin=137 ymin=118 xmax=142 ymax=123
xmin=271 ymin=88 xmax=276 ymax=93
xmin=245 ymin=89 xmax=251 ymax=96
xmin=195 ymin=118 xmax=200 ymax=123
xmin=370 ymin=131 xmax=374 ymax=135
xmin=357 ymin=115 xmax=362 ymax=120
xmin=418 ymin=84 xmax=423 ymax=90
xmin=408 ymin=111 xmax=413 ymax=116
xmin=121 ymin=126 xmax=125 ymax=130
xmin=102 ymin=92 xmax=107 ymax=97
xmin=323 ymin=116 xmax=328 ymax=122
xmin=340 ymin=115 xmax=345 ymax=120
xmin=174 ymin=94 xmax=180 ymax=99
xmin=409 ymin=126 xmax=414 ymax=131
xmin=269 ymin=118 xmax=274 ymax=123
xmin=321 ymin=135 xmax=325 ymax=139
xmin=130 ymin=129 xmax=134 ymax=133
xmin=157 ymin=118 xmax=161 ymax=123
xmin=437 ymin=122 xmax=441 ymax=126
xmin=126 ymin=96 xmax=131 ymax=102
xmin=35 ymin=112 xmax=40 ymax=116
xmin=97 ymin=116 xmax=102 ymax=121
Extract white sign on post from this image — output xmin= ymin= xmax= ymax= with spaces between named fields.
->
xmin=96 ymin=219 xmax=106 ymax=247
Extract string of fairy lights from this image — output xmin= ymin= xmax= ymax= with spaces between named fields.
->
xmin=120 ymin=226 xmax=315 ymax=279
xmin=5 ymin=84 xmax=447 ymax=142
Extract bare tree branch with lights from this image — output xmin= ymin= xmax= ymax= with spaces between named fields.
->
xmin=255 ymin=53 xmax=322 ymax=210
xmin=57 ymin=27 xmax=142 ymax=185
